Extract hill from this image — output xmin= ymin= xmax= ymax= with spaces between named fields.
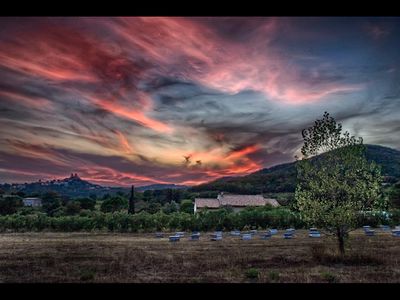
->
xmin=0 ymin=173 xmax=126 ymax=198
xmin=0 ymin=174 xmax=187 ymax=198
xmin=136 ymin=184 xmax=187 ymax=192
xmin=190 ymin=144 xmax=400 ymax=194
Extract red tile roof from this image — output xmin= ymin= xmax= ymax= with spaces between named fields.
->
xmin=195 ymin=198 xmax=220 ymax=208
xmin=195 ymin=194 xmax=280 ymax=208
xmin=219 ymin=194 xmax=267 ymax=207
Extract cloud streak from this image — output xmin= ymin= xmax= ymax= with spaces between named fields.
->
xmin=0 ymin=17 xmax=399 ymax=186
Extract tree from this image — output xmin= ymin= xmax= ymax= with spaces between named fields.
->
xmin=128 ymin=185 xmax=135 ymax=214
xmin=143 ymin=190 xmax=153 ymax=201
xmin=42 ymin=191 xmax=62 ymax=216
xmin=294 ymin=112 xmax=386 ymax=255
xmin=145 ymin=201 xmax=162 ymax=214
xmin=0 ymin=195 xmax=23 ymax=215
xmin=12 ymin=191 xmax=26 ymax=198
xmin=65 ymin=201 xmax=81 ymax=215
xmin=180 ymin=200 xmax=194 ymax=214
xmin=162 ymin=201 xmax=179 ymax=214
xmin=75 ymin=197 xmax=96 ymax=210
xmin=89 ymin=193 xmax=97 ymax=201
xmin=100 ymin=196 xmax=128 ymax=213
xmin=388 ymin=181 xmax=400 ymax=208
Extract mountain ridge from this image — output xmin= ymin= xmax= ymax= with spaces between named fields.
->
xmin=0 ymin=174 xmax=188 ymax=197
xmin=190 ymin=144 xmax=400 ymax=194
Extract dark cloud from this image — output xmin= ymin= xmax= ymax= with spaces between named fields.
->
xmin=0 ymin=17 xmax=399 ymax=186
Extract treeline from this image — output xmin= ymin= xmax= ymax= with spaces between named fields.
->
xmin=0 ymin=189 xmax=198 ymax=217
xmin=0 ymin=206 xmax=398 ymax=233
xmin=0 ymin=207 xmax=303 ymax=232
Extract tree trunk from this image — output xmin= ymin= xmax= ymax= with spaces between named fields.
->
xmin=128 ymin=185 xmax=135 ymax=214
xmin=337 ymin=227 xmax=345 ymax=256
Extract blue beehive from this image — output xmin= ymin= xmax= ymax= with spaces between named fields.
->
xmin=392 ymin=230 xmax=400 ymax=237
xmin=362 ymin=226 xmax=371 ymax=232
xmin=169 ymin=235 xmax=180 ymax=242
xmin=379 ymin=225 xmax=390 ymax=231
xmin=211 ymin=235 xmax=222 ymax=241
xmin=261 ymin=232 xmax=272 ymax=240
xmin=284 ymin=232 xmax=294 ymax=239
xmin=230 ymin=230 xmax=241 ymax=236
xmin=189 ymin=233 xmax=200 ymax=241
xmin=309 ymin=228 xmax=321 ymax=238
xmin=270 ymin=229 xmax=278 ymax=235
xmin=365 ymin=230 xmax=375 ymax=236
xmin=242 ymin=233 xmax=252 ymax=240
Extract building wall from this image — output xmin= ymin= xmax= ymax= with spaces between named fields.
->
xmin=232 ymin=207 xmax=251 ymax=213
xmin=195 ymin=206 xmax=267 ymax=213
xmin=194 ymin=207 xmax=220 ymax=213
xmin=23 ymin=199 xmax=42 ymax=207
xmin=32 ymin=201 xmax=42 ymax=207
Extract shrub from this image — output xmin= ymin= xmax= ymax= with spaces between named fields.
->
xmin=180 ymin=200 xmax=194 ymax=214
xmin=321 ymin=271 xmax=337 ymax=283
xmin=79 ymin=269 xmax=96 ymax=281
xmin=65 ymin=201 xmax=81 ymax=215
xmin=100 ymin=196 xmax=128 ymax=213
xmin=268 ymin=271 xmax=280 ymax=282
xmin=75 ymin=198 xmax=96 ymax=210
xmin=245 ymin=268 xmax=259 ymax=280
xmin=0 ymin=195 xmax=23 ymax=215
xmin=0 ymin=207 xmax=307 ymax=232
xmin=41 ymin=192 xmax=62 ymax=216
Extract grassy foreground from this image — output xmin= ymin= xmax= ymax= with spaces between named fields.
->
xmin=0 ymin=230 xmax=399 ymax=283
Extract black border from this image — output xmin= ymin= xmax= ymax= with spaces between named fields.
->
xmin=2 ymin=1 xmax=400 ymax=17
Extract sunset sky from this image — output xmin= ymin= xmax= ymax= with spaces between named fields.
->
xmin=0 ymin=17 xmax=399 ymax=187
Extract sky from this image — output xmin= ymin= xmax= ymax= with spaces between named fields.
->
xmin=0 ymin=17 xmax=399 ymax=187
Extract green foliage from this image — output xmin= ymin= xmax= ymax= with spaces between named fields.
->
xmin=388 ymin=181 xmax=400 ymax=208
xmin=79 ymin=269 xmax=96 ymax=281
xmin=180 ymin=200 xmax=194 ymax=214
xmin=51 ymin=207 xmax=66 ymax=217
xmin=100 ymin=196 xmax=128 ymax=213
xmin=143 ymin=201 xmax=162 ymax=214
xmin=0 ymin=207 xmax=395 ymax=233
xmin=162 ymin=201 xmax=179 ymax=214
xmin=388 ymin=209 xmax=400 ymax=226
xmin=75 ymin=197 xmax=96 ymax=210
xmin=0 ymin=207 xmax=304 ymax=232
xmin=65 ymin=201 xmax=81 ymax=215
xmin=13 ymin=191 xmax=26 ymax=198
xmin=268 ymin=271 xmax=280 ymax=281
xmin=0 ymin=195 xmax=23 ymax=215
xmin=321 ymin=271 xmax=337 ymax=283
xmin=294 ymin=112 xmax=387 ymax=254
xmin=41 ymin=191 xmax=62 ymax=216
xmin=245 ymin=268 xmax=259 ymax=280
xmin=16 ymin=206 xmax=37 ymax=216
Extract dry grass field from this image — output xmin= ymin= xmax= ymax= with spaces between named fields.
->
xmin=0 ymin=230 xmax=399 ymax=283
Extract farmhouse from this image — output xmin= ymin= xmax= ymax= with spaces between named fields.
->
xmin=22 ymin=197 xmax=42 ymax=207
xmin=194 ymin=192 xmax=279 ymax=213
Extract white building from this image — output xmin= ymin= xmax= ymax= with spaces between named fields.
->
xmin=22 ymin=197 xmax=42 ymax=207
